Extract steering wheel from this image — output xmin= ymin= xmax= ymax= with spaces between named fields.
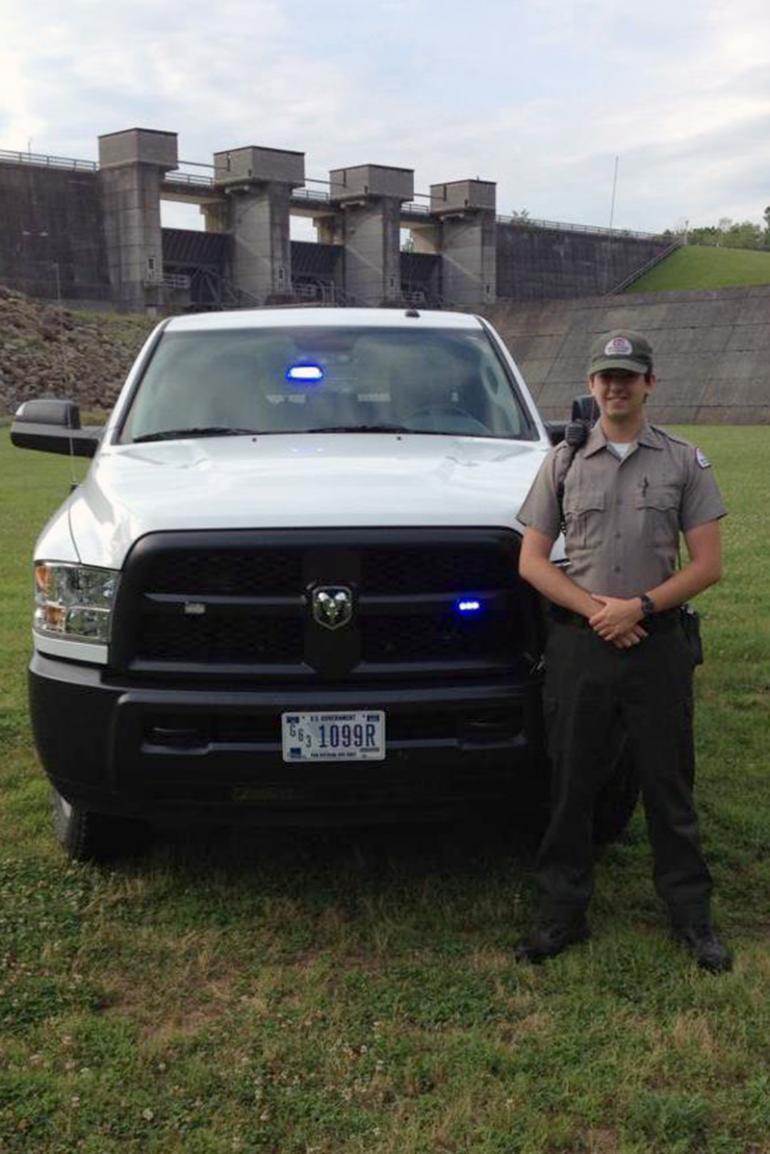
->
xmin=405 ymin=402 xmax=490 ymax=434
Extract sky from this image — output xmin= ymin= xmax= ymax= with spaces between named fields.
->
xmin=3 ymin=0 xmax=770 ymax=238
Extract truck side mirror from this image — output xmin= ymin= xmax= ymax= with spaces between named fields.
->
xmin=11 ymin=399 xmax=102 ymax=458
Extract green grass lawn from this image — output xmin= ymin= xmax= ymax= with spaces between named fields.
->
xmin=1 ymin=429 xmax=769 ymax=1154
xmin=628 ymin=245 xmax=770 ymax=292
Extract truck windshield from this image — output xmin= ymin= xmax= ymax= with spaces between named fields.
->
xmin=120 ymin=326 xmax=538 ymax=443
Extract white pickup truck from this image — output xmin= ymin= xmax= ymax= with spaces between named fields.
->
xmin=12 ymin=307 xmax=637 ymax=859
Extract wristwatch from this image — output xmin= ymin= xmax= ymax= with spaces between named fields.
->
xmin=640 ymin=593 xmax=656 ymax=617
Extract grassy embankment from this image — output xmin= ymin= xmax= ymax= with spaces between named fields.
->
xmin=0 ymin=428 xmax=768 ymax=1153
xmin=628 ymin=245 xmax=770 ymax=292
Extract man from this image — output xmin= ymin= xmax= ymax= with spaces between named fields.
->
xmin=515 ymin=330 xmax=731 ymax=972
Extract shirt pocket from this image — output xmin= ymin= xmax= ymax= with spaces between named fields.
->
xmin=563 ymin=487 xmax=606 ymax=549
xmin=634 ymin=483 xmax=681 ymax=547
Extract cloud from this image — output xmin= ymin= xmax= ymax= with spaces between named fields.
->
xmin=3 ymin=0 xmax=770 ymax=235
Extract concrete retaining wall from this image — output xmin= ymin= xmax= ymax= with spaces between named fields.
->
xmin=483 ymin=285 xmax=770 ymax=424
xmin=0 ymin=163 xmax=111 ymax=302
xmin=495 ymin=224 xmax=669 ymax=300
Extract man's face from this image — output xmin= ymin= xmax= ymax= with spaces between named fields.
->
xmin=588 ymin=369 xmax=655 ymax=422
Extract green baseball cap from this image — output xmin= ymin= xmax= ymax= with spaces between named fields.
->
xmin=589 ymin=330 xmax=653 ymax=375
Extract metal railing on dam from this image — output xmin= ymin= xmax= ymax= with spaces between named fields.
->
xmin=0 ymin=148 xmax=98 ymax=172
xmin=496 ymin=212 xmax=665 ymax=241
xmin=162 ymin=170 xmax=216 ymax=189
xmin=605 ymin=239 xmax=683 ymax=294
xmin=0 ymin=148 xmax=667 ymax=242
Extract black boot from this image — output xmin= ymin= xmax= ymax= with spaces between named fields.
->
xmin=673 ymin=923 xmax=732 ymax=973
xmin=515 ymin=918 xmax=590 ymax=964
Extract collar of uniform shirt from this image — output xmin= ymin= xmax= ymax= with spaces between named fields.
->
xmin=582 ymin=419 xmax=665 ymax=458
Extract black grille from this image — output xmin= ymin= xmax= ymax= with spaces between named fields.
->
xmin=361 ymin=547 xmax=508 ymax=594
xmin=113 ymin=529 xmax=531 ymax=678
xmin=144 ymin=550 xmax=303 ymax=596
xmin=143 ymin=545 xmax=506 ymax=598
xmin=137 ymin=614 xmax=303 ymax=664
xmin=361 ymin=612 xmax=512 ymax=662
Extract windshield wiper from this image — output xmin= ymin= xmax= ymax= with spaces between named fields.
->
xmin=301 ymin=424 xmax=415 ymax=434
xmin=132 ymin=427 xmax=259 ymax=444
xmin=300 ymin=424 xmax=495 ymax=437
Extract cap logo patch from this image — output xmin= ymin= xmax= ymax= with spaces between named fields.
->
xmin=605 ymin=336 xmax=634 ymax=356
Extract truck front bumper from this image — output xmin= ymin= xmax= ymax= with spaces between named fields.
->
xmin=30 ymin=652 xmax=547 ymax=824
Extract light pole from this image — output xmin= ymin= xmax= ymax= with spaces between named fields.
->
xmin=51 ymin=259 xmax=62 ymax=309
xmin=603 ymin=155 xmax=620 ymax=294
xmin=20 ymin=228 xmax=68 ymax=391
xmin=21 ymin=230 xmax=62 ymax=306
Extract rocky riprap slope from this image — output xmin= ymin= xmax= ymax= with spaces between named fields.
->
xmin=0 ymin=286 xmax=156 ymax=417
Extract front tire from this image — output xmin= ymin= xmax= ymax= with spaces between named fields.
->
xmin=51 ymin=787 xmax=151 ymax=863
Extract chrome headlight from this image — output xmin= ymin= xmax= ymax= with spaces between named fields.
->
xmin=34 ymin=563 xmax=119 ymax=644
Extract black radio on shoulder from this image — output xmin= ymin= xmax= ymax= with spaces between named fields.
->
xmin=564 ymin=420 xmax=588 ymax=448
xmin=563 ymin=393 xmax=599 ymax=449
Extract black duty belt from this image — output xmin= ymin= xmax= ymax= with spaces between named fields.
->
xmin=548 ymin=605 xmax=681 ymax=632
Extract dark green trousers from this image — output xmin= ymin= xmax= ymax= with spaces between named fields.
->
xmin=538 ymin=617 xmax=713 ymax=924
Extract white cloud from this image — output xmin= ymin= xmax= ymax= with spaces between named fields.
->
xmin=2 ymin=0 xmax=770 ymax=232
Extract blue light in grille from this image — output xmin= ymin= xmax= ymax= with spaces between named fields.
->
xmin=456 ymin=599 xmax=482 ymax=614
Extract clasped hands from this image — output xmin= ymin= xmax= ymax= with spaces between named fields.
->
xmin=588 ymin=595 xmax=646 ymax=649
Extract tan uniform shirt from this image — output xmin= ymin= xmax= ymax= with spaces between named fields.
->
xmin=517 ymin=422 xmax=727 ymax=598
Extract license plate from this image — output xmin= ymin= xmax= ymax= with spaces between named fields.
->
xmin=281 ymin=711 xmax=385 ymax=762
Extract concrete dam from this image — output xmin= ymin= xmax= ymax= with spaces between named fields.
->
xmin=0 ymin=127 xmax=669 ymax=312
xmin=1 ymin=127 xmax=768 ymax=422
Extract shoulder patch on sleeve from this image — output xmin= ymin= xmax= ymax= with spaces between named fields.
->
xmin=695 ymin=447 xmax=711 ymax=469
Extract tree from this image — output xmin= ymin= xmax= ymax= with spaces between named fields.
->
xmin=681 ymin=217 xmax=765 ymax=251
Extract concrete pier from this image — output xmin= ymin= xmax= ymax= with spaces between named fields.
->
xmin=328 ymin=165 xmax=414 ymax=304
xmin=431 ymin=180 xmax=497 ymax=306
xmin=98 ymin=128 xmax=178 ymax=310
xmin=213 ymin=147 xmax=305 ymax=303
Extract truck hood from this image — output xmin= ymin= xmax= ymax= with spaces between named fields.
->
xmin=67 ymin=434 xmax=550 ymax=569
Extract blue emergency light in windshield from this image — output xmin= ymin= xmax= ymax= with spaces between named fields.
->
xmin=456 ymin=599 xmax=482 ymax=614
xmin=286 ymin=363 xmax=325 ymax=384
